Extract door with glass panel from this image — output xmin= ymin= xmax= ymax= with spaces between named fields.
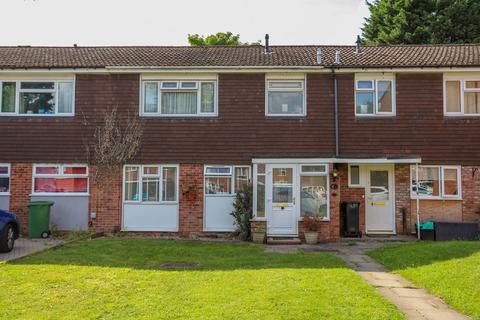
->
xmin=365 ymin=165 xmax=395 ymax=234
xmin=266 ymin=165 xmax=298 ymax=235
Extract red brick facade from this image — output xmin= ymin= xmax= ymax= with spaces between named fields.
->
xmin=88 ymin=165 xmax=122 ymax=234
xmin=179 ymin=164 xmax=204 ymax=236
xmin=9 ymin=163 xmax=33 ymax=233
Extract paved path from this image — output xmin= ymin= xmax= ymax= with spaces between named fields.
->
xmin=0 ymin=238 xmax=63 ymax=262
xmin=266 ymin=241 xmax=470 ymax=320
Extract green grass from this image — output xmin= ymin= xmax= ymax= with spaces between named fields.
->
xmin=0 ymin=238 xmax=403 ymax=320
xmin=368 ymin=241 xmax=480 ymax=320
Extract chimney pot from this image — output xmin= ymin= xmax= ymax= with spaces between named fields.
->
xmin=264 ymin=34 xmax=272 ymax=54
xmin=355 ymin=35 xmax=362 ymax=54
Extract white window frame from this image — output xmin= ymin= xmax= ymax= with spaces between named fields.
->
xmin=123 ymin=164 xmax=179 ymax=204
xmin=0 ymin=163 xmax=11 ymax=195
xmin=32 ymin=164 xmax=88 ymax=196
xmin=410 ymin=165 xmax=462 ymax=200
xmin=265 ymin=76 xmax=307 ymax=117
xmin=0 ymin=80 xmax=75 ymax=116
xmin=348 ymin=164 xmax=363 ymax=187
xmin=204 ymin=165 xmax=251 ymax=197
xmin=299 ymin=163 xmax=330 ymax=221
xmin=443 ymin=76 xmax=480 ymax=116
xmin=355 ymin=74 xmax=396 ymax=117
xmin=140 ymin=79 xmax=218 ymax=117
xmin=253 ymin=163 xmax=266 ymax=219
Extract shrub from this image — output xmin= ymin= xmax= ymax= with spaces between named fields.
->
xmin=230 ymin=183 xmax=253 ymax=241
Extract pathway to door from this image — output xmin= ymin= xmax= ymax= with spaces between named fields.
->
xmin=266 ymin=241 xmax=469 ymax=320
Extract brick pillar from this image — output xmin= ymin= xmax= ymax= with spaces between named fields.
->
xmin=179 ymin=164 xmax=203 ymax=236
xmin=88 ymin=165 xmax=122 ymax=233
xmin=9 ymin=163 xmax=33 ymax=233
xmin=461 ymin=166 xmax=480 ymax=224
xmin=395 ymin=164 xmax=411 ymax=234
xmin=338 ymin=164 xmax=366 ymax=236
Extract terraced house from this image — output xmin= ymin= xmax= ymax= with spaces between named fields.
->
xmin=1 ymin=42 xmax=479 ymax=241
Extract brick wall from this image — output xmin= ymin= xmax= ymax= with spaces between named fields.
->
xmin=395 ymin=164 xmax=411 ymax=234
xmin=461 ymin=166 xmax=480 ymax=223
xmin=88 ymin=165 xmax=122 ymax=233
xmin=9 ymin=163 xmax=32 ymax=233
xmin=179 ymin=164 xmax=204 ymax=236
xmin=338 ymin=164 xmax=366 ymax=235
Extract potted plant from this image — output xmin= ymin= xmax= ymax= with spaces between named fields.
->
xmin=251 ymin=226 xmax=266 ymax=243
xmin=303 ymin=216 xmax=319 ymax=244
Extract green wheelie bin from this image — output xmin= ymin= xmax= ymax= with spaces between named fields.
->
xmin=28 ymin=201 xmax=54 ymax=238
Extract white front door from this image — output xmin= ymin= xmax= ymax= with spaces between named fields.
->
xmin=266 ymin=164 xmax=298 ymax=236
xmin=365 ymin=165 xmax=395 ymax=234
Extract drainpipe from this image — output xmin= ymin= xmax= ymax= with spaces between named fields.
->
xmin=333 ymin=71 xmax=339 ymax=157
xmin=416 ymin=162 xmax=421 ymax=239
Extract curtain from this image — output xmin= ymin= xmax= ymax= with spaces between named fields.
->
xmin=161 ymin=92 xmax=197 ymax=114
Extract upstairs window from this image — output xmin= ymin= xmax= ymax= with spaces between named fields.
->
xmin=266 ymin=80 xmax=306 ymax=116
xmin=411 ymin=165 xmax=461 ymax=199
xmin=0 ymin=164 xmax=10 ymax=194
xmin=142 ymin=80 xmax=217 ymax=116
xmin=445 ymin=79 xmax=480 ymax=115
xmin=33 ymin=164 xmax=88 ymax=194
xmin=355 ymin=77 xmax=395 ymax=116
xmin=0 ymin=80 xmax=74 ymax=116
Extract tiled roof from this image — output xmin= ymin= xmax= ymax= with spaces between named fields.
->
xmin=1 ymin=44 xmax=480 ymax=69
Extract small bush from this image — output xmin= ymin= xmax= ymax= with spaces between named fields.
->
xmin=230 ymin=183 xmax=253 ymax=241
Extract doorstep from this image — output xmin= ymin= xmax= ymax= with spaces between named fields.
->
xmin=266 ymin=236 xmax=302 ymax=245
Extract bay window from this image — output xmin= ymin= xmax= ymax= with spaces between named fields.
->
xmin=0 ymin=80 xmax=74 ymax=116
xmin=445 ymin=79 xmax=480 ymax=115
xmin=0 ymin=164 xmax=10 ymax=194
xmin=355 ymin=76 xmax=395 ymax=116
xmin=142 ymin=80 xmax=217 ymax=116
xmin=124 ymin=165 xmax=178 ymax=203
xmin=33 ymin=164 xmax=88 ymax=194
xmin=266 ymin=80 xmax=306 ymax=116
xmin=411 ymin=165 xmax=461 ymax=199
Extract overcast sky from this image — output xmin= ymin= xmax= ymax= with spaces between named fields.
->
xmin=0 ymin=0 xmax=369 ymax=46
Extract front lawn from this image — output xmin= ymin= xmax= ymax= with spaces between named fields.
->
xmin=369 ymin=241 xmax=480 ymax=320
xmin=0 ymin=238 xmax=403 ymax=320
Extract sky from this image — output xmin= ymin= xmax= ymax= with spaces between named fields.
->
xmin=0 ymin=0 xmax=369 ymax=46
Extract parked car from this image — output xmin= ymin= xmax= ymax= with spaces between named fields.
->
xmin=0 ymin=209 xmax=20 ymax=253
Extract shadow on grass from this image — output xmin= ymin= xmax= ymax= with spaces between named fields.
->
xmin=8 ymin=237 xmax=349 ymax=271
xmin=368 ymin=241 xmax=480 ymax=270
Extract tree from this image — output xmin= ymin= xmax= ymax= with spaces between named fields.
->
xmin=188 ymin=32 xmax=259 ymax=46
xmin=362 ymin=0 xmax=480 ymax=44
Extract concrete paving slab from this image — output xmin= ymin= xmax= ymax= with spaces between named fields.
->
xmin=0 ymin=237 xmax=63 ymax=262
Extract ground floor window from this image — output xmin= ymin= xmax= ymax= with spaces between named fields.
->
xmin=300 ymin=165 xmax=329 ymax=219
xmin=253 ymin=163 xmax=329 ymax=220
xmin=204 ymin=166 xmax=251 ymax=195
xmin=33 ymin=164 xmax=88 ymax=194
xmin=124 ymin=165 xmax=178 ymax=203
xmin=0 ymin=164 xmax=10 ymax=193
xmin=411 ymin=165 xmax=461 ymax=199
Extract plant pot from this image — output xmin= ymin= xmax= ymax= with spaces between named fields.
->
xmin=252 ymin=231 xmax=265 ymax=244
xmin=304 ymin=231 xmax=318 ymax=244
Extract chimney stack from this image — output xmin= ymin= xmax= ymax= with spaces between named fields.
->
xmin=316 ymin=48 xmax=322 ymax=64
xmin=355 ymin=35 xmax=362 ymax=54
xmin=264 ymin=34 xmax=272 ymax=54
xmin=335 ymin=51 xmax=341 ymax=64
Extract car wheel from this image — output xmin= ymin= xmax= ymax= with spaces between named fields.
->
xmin=0 ymin=224 xmax=15 ymax=253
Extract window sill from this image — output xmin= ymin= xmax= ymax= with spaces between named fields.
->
xmin=299 ymin=217 xmax=330 ymax=222
xmin=266 ymin=114 xmax=306 ymax=118
xmin=0 ymin=192 xmax=10 ymax=196
xmin=355 ymin=114 xmax=396 ymax=118
xmin=140 ymin=114 xmax=217 ymax=118
xmin=0 ymin=114 xmax=74 ymax=117
xmin=31 ymin=193 xmax=89 ymax=197
xmin=123 ymin=201 xmax=179 ymax=205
